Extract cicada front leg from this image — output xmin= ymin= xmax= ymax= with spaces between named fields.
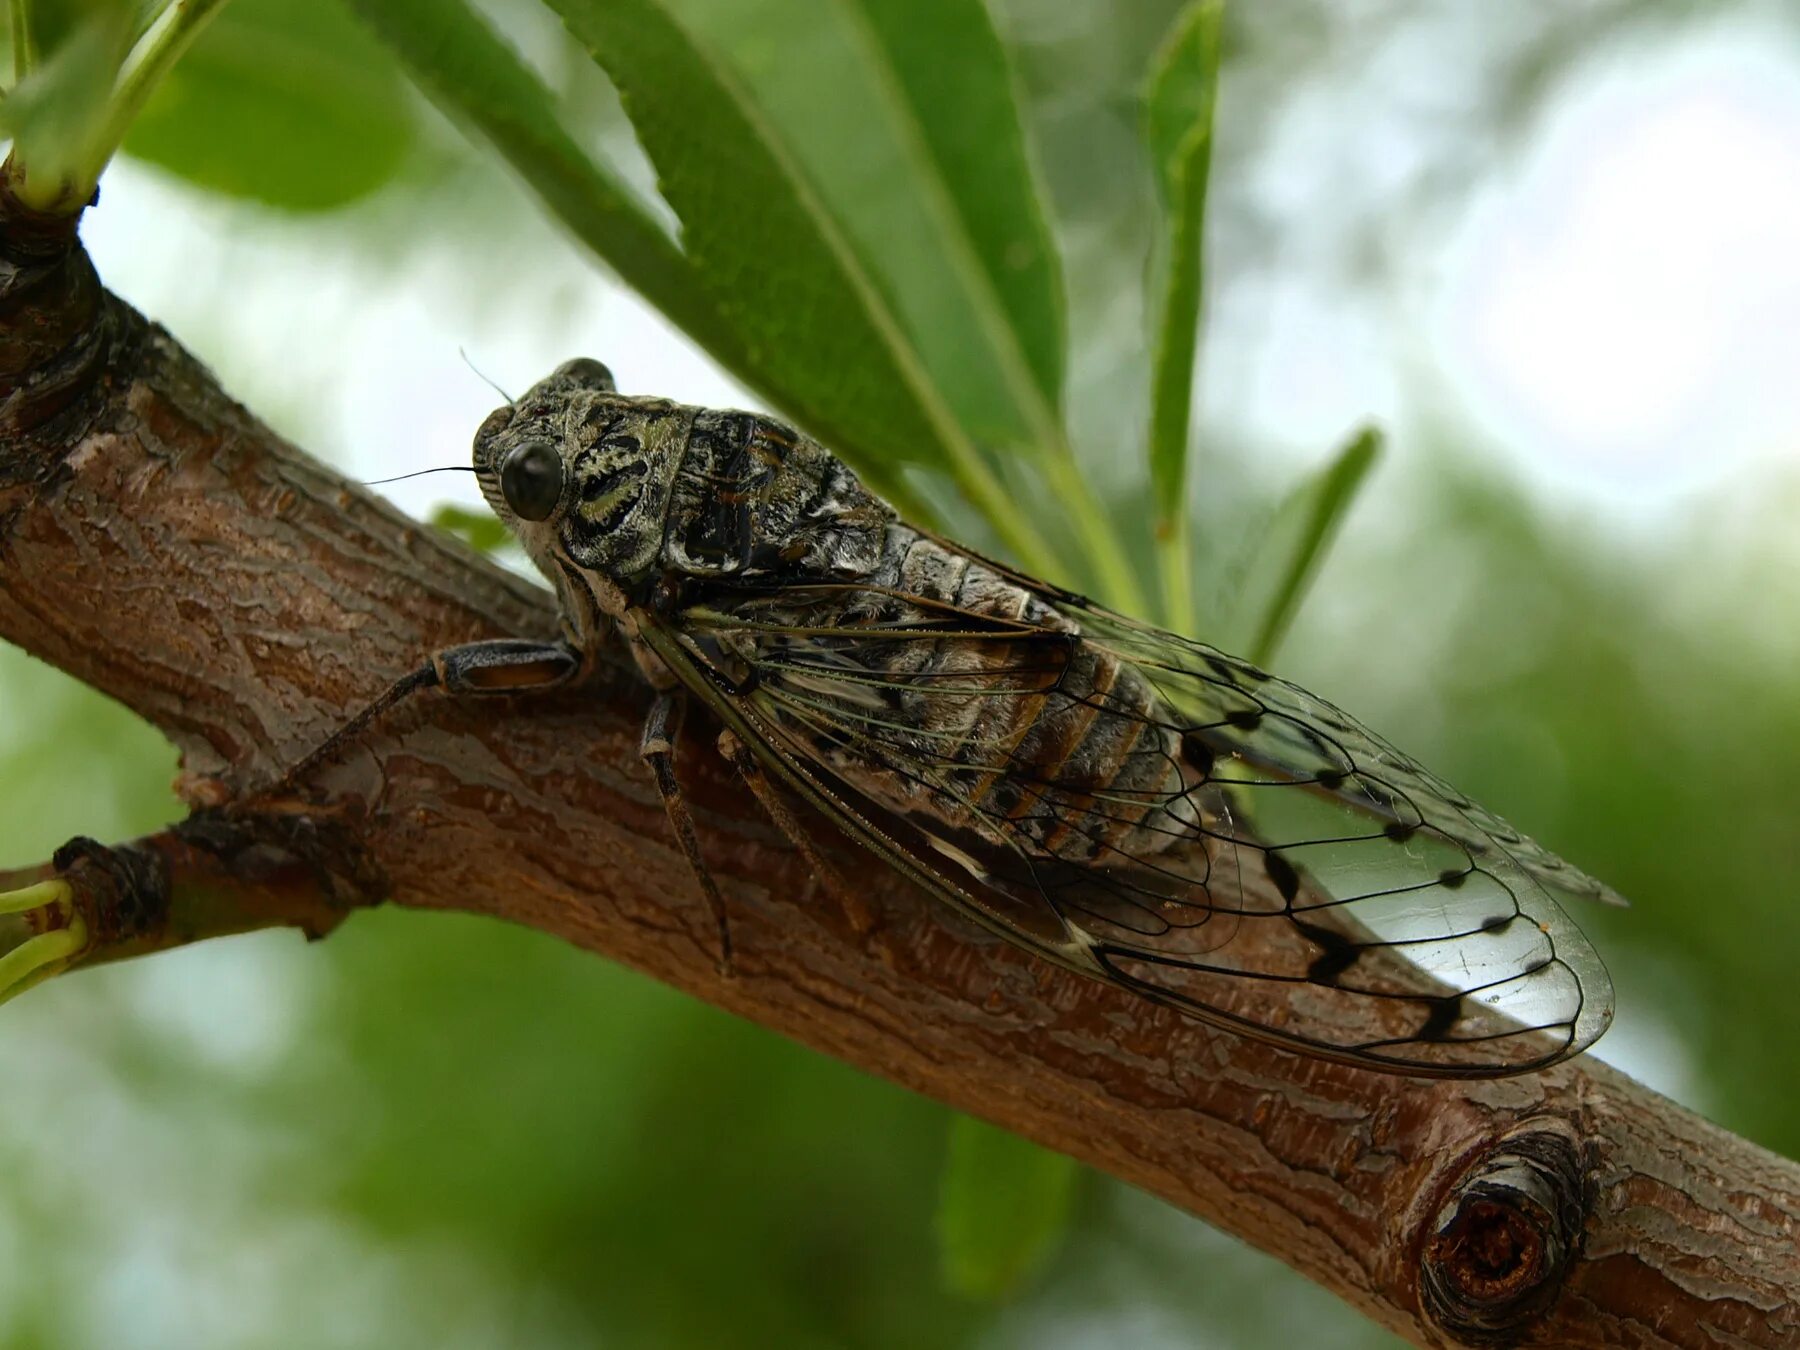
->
xmin=261 ymin=638 xmax=584 ymax=800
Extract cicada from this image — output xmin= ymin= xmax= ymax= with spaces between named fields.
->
xmin=310 ymin=358 xmax=1616 ymax=1078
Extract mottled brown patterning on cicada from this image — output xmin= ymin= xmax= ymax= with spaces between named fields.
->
xmin=411 ymin=358 xmax=1617 ymax=1077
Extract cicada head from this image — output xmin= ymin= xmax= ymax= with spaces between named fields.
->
xmin=472 ymin=358 xmax=686 ymax=599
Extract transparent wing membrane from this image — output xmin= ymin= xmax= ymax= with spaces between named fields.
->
xmin=669 ymin=574 xmax=1614 ymax=1077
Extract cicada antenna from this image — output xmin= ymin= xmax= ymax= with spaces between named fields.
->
xmin=362 ymin=466 xmax=478 ymax=486
xmin=459 ymin=348 xmax=515 ymax=406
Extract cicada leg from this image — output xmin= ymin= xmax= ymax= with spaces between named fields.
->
xmin=716 ymin=729 xmax=880 ymax=946
xmin=261 ymin=639 xmax=584 ymax=800
xmin=639 ymin=692 xmax=734 ymax=975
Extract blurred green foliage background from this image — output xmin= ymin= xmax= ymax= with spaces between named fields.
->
xmin=4 ymin=0 xmax=1800 ymax=1346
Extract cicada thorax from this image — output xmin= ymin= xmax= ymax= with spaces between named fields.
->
xmin=656 ymin=408 xmax=892 ymax=581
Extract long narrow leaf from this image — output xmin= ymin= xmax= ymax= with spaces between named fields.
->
xmin=1245 ymin=424 xmax=1382 ymax=668
xmin=346 ymin=0 xmax=746 ymax=382
xmin=1144 ymin=0 xmax=1223 ymax=631
xmin=666 ymin=0 xmax=1136 ymax=606
xmin=846 ymin=0 xmax=1065 ymax=412
xmin=937 ymin=1115 xmax=1077 ymax=1301
xmin=1145 ymin=0 xmax=1222 ymax=507
xmin=841 ymin=0 xmax=1143 ymax=614
xmin=665 ymin=0 xmax=1031 ymax=454
xmin=545 ymin=0 xmax=1058 ymax=574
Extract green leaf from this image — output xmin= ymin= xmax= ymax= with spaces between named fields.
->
xmin=671 ymin=12 xmax=982 ymax=460
xmin=429 ymin=502 xmax=511 ymax=555
xmin=121 ymin=0 xmax=416 ymax=211
xmin=1241 ymin=424 xmax=1382 ymax=668
xmin=936 ymin=1116 xmax=1077 ymax=1302
xmin=13 ymin=0 xmax=134 ymax=59
xmin=671 ymin=0 xmax=1062 ymax=448
xmin=1144 ymin=0 xmax=1223 ymax=632
xmin=545 ymin=0 xmax=1058 ymax=573
xmin=847 ymin=0 xmax=1064 ymax=411
xmin=344 ymin=0 xmax=743 ymax=375
xmin=546 ymin=0 xmax=949 ymax=469
xmin=666 ymin=0 xmax=1133 ymax=603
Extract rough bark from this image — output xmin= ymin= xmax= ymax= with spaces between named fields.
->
xmin=2 ymin=196 xmax=1796 ymax=1350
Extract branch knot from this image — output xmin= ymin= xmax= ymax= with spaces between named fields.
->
xmin=1420 ymin=1116 xmax=1590 ymax=1346
xmin=51 ymin=834 xmax=167 ymax=947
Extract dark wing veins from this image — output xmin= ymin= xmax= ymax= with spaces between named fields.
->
xmin=657 ymin=574 xmax=1614 ymax=1078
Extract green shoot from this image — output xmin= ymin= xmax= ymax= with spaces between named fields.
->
xmin=2 ymin=0 xmax=230 ymax=213
xmin=81 ymin=0 xmax=227 ymax=184
xmin=0 ymin=877 xmax=88 ymax=1003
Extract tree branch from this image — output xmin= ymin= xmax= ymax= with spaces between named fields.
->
xmin=1 ymin=192 xmax=1795 ymax=1349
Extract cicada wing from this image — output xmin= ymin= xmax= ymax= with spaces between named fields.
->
xmin=657 ymin=577 xmax=1614 ymax=1077
xmin=1047 ymin=595 xmax=1627 ymax=912
xmin=910 ymin=528 xmax=1627 ymax=913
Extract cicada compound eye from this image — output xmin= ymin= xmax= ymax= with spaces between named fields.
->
xmin=500 ymin=440 xmax=565 ymax=521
